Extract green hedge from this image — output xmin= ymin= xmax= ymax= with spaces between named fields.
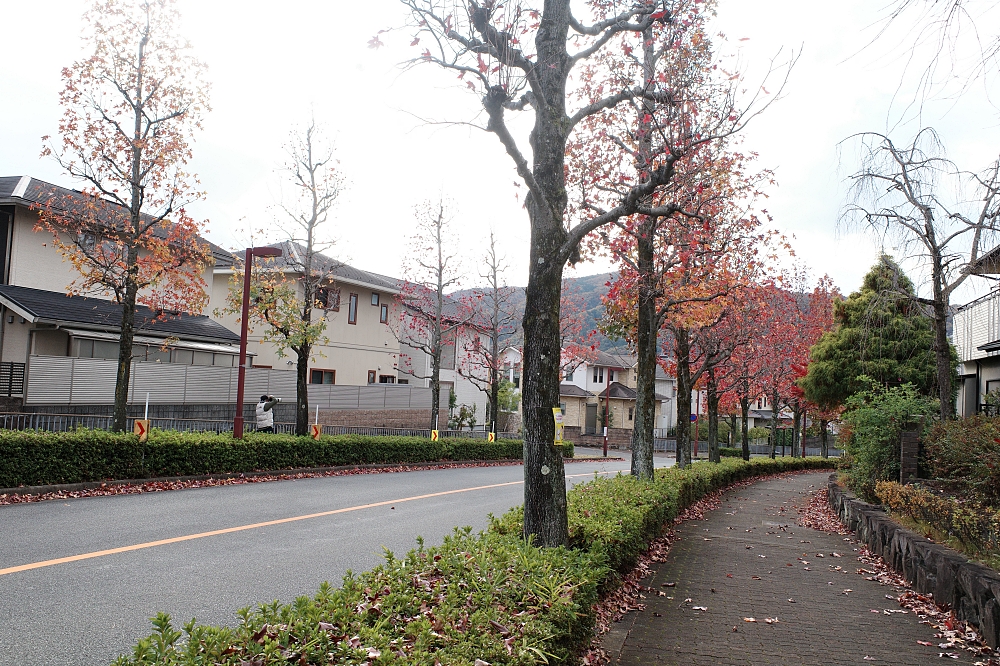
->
xmin=113 ymin=456 xmax=835 ymax=666
xmin=719 ymin=446 xmax=743 ymax=458
xmin=0 ymin=430 xmax=571 ymax=488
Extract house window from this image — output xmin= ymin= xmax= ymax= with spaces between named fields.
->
xmin=397 ymin=379 xmax=409 ymax=385
xmin=367 ymin=370 xmax=376 ymax=384
xmin=371 ymin=292 xmax=380 ymax=306
xmin=348 ymin=293 xmax=359 ymax=324
xmin=317 ymin=287 xmax=340 ymax=311
xmin=379 ymin=375 xmax=395 ymax=383
xmin=380 ymin=304 xmax=388 ymax=323
xmin=559 ymin=402 xmax=566 ymax=415
xmin=593 ymin=367 xmax=604 ymax=384
xmin=310 ymin=369 xmax=335 ymax=384
xmin=609 ymin=370 xmax=615 ymax=383
xmin=564 ymin=369 xmax=574 ymax=381
xmin=629 ymin=407 xmax=634 ymax=421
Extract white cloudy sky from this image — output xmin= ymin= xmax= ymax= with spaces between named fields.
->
xmin=3 ymin=0 xmax=999 ymax=301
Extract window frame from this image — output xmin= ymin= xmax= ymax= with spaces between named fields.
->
xmin=316 ymin=287 xmax=340 ymax=311
xmin=310 ymin=369 xmax=336 ymax=385
xmin=371 ymin=292 xmax=380 ymax=306
xmin=367 ymin=370 xmax=376 ymax=384
xmin=348 ymin=293 xmax=359 ymax=324
xmin=380 ymin=304 xmax=388 ymax=324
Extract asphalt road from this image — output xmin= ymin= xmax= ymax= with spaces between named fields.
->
xmin=0 ymin=450 xmax=665 ymax=666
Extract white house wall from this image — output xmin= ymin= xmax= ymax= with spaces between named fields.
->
xmin=954 ymin=292 xmax=1000 ymax=364
xmin=208 ymin=272 xmax=401 ymax=386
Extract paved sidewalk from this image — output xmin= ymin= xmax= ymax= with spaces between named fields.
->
xmin=604 ymin=472 xmax=963 ymax=665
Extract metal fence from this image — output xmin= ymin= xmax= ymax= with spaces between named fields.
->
xmin=651 ymin=437 xmax=840 ymax=457
xmin=0 ymin=412 xmax=519 ymax=439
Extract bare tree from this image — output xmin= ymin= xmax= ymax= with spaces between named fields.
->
xmin=219 ymin=120 xmax=344 ymax=435
xmin=387 ymin=0 xmax=791 ymax=546
xmin=458 ymin=231 xmax=520 ymax=434
xmin=843 ymin=128 xmax=1000 ymax=418
xmin=398 ymin=200 xmax=468 ymax=430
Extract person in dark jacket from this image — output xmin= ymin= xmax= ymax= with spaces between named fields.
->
xmin=256 ymin=394 xmax=280 ymax=433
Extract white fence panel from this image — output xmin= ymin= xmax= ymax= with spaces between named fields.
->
xmin=69 ymin=357 xmax=117 ymax=405
xmin=131 ymin=363 xmax=187 ymax=404
xmin=25 ymin=356 xmax=72 ymax=404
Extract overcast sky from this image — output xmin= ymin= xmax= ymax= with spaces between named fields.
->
xmin=3 ymin=1 xmax=999 ymax=302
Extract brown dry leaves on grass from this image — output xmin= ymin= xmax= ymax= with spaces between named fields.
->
xmin=0 ymin=459 xmax=631 ymax=506
xmin=800 ymin=487 xmax=1000 ymax=665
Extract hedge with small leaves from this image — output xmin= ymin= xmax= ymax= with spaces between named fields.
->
xmin=112 ymin=456 xmax=834 ymax=666
xmin=875 ymin=480 xmax=1000 ymax=555
xmin=0 ymin=430 xmax=571 ymax=489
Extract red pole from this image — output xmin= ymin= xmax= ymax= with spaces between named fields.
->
xmin=694 ymin=390 xmax=699 ymax=459
xmin=233 ymin=248 xmax=253 ymax=439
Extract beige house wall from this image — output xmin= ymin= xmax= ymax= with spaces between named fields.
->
xmin=560 ymin=395 xmax=589 ymax=429
xmin=1 ymin=317 xmax=30 ymax=364
xmin=208 ymin=272 xmax=401 ymax=387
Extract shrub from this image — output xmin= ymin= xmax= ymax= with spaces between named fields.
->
xmin=923 ymin=416 xmax=1000 ymax=504
xmin=115 ymin=455 xmax=835 ymax=666
xmin=875 ymin=480 xmax=1000 ymax=555
xmin=839 ymin=379 xmax=937 ymax=501
xmin=719 ymin=447 xmax=742 ymax=458
xmin=0 ymin=431 xmax=548 ymax=488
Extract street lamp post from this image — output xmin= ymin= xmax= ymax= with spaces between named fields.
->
xmin=233 ymin=246 xmax=283 ymax=439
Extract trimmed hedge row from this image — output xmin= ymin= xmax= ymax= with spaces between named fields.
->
xmin=113 ymin=456 xmax=835 ymax=666
xmin=0 ymin=430 xmax=573 ymax=488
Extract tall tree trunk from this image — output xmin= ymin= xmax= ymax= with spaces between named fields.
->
xmin=430 ymin=346 xmax=441 ymax=430
xmin=113 ymin=271 xmax=139 ymax=432
xmin=490 ymin=328 xmax=501 ymax=433
xmin=631 ymin=218 xmax=658 ymax=481
xmin=820 ymin=418 xmax=829 ymax=458
xmin=707 ymin=366 xmax=720 ymax=463
xmin=932 ymin=297 xmax=954 ymax=420
xmin=295 ymin=345 xmax=309 ymax=436
xmin=791 ymin=401 xmax=801 ymax=458
xmin=769 ymin=388 xmax=778 ymax=459
xmin=521 ymin=261 xmax=568 ymax=546
xmin=674 ymin=328 xmax=692 ymax=468
xmin=740 ymin=396 xmax=750 ymax=461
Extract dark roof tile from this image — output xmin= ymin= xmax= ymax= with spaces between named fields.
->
xmin=0 ymin=284 xmax=239 ymax=343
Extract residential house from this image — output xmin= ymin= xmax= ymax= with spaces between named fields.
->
xmin=0 ymin=176 xmax=247 ymax=410
xmin=209 ymin=241 xmax=405 ymax=387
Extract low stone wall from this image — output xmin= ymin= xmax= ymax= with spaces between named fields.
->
xmin=563 ymin=425 xmax=633 ymax=449
xmin=319 ymin=408 xmax=430 ymax=428
xmin=828 ymin=474 xmax=1000 ymax=647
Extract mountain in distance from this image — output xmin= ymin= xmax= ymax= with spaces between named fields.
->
xmin=450 ymin=271 xmax=623 ymax=351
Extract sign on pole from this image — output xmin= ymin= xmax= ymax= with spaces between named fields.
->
xmin=310 ymin=423 xmax=322 ymax=440
xmin=488 ymin=431 xmax=496 ymax=443
xmin=430 ymin=430 xmax=439 ymax=442
xmin=552 ymin=407 xmax=564 ymax=444
xmin=133 ymin=419 xmax=150 ymax=443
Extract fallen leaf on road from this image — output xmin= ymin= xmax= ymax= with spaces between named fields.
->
xmin=764 ymin=617 xmax=779 ymax=624
xmin=918 ymin=641 xmax=934 ymax=646
xmin=787 ymin=599 xmax=796 ymax=603
xmin=662 ymin=582 xmax=676 ymax=587
xmin=939 ymin=653 xmax=959 ymax=659
xmin=692 ymin=606 xmax=707 ymax=611
xmin=751 ymin=576 xmax=762 ymax=580
xmin=743 ymin=617 xmax=757 ymax=622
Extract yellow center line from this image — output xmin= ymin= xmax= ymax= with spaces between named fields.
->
xmin=0 ymin=468 xmax=618 ymax=577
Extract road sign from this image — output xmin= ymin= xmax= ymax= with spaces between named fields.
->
xmin=310 ymin=423 xmax=322 ymax=440
xmin=430 ymin=430 xmax=439 ymax=442
xmin=488 ymin=431 xmax=495 ymax=443
xmin=133 ymin=419 xmax=150 ymax=443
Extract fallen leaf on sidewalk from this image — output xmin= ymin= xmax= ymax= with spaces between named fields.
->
xmin=764 ymin=617 xmax=779 ymax=624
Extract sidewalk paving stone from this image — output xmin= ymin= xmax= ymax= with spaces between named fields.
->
xmin=604 ymin=471 xmax=968 ymax=665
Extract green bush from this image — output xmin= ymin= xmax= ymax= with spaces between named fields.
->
xmin=719 ymin=446 xmax=743 ymax=458
xmin=0 ymin=430 xmax=549 ymax=488
xmin=839 ymin=379 xmax=937 ymax=502
xmin=923 ymin=416 xmax=1000 ymax=504
xmin=114 ymin=456 xmax=835 ymax=666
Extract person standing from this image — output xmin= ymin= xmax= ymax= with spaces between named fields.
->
xmin=256 ymin=394 xmax=280 ymax=433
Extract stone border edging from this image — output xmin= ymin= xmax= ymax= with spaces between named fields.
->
xmin=827 ymin=473 xmax=1000 ymax=647
xmin=0 ymin=455 xmax=623 ymax=497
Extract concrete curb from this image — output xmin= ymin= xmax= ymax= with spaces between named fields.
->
xmin=827 ymin=473 xmax=1000 ymax=648
xmin=0 ymin=455 xmax=624 ymax=497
